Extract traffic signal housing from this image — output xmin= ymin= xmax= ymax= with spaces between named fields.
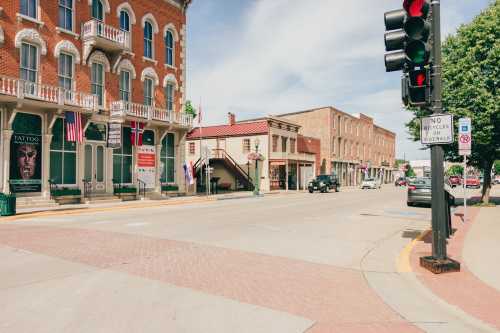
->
xmin=384 ymin=0 xmax=432 ymax=72
xmin=408 ymin=68 xmax=431 ymax=106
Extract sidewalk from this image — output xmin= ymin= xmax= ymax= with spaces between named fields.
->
xmin=410 ymin=203 xmax=500 ymax=331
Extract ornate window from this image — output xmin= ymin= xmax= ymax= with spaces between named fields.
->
xmin=119 ymin=10 xmax=130 ymax=32
xmin=91 ymin=0 xmax=103 ymax=21
xmin=165 ymin=82 xmax=174 ymax=111
xmin=20 ymin=43 xmax=38 ymax=83
xmin=58 ymin=53 xmax=74 ymax=91
xmin=91 ymin=63 xmax=104 ymax=106
xmin=144 ymin=21 xmax=153 ymax=58
xmin=143 ymin=78 xmax=153 ymax=106
xmin=120 ymin=71 xmax=131 ymax=102
xmin=165 ymin=30 xmax=174 ymax=66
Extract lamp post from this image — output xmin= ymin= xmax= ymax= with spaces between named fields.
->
xmin=254 ymin=138 xmax=260 ymax=196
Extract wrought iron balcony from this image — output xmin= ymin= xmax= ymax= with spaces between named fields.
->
xmin=82 ymin=20 xmax=131 ymax=52
xmin=0 ymin=75 xmax=98 ymax=112
xmin=110 ymin=100 xmax=193 ymax=127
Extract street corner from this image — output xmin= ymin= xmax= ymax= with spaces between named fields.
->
xmin=408 ymin=206 xmax=500 ymax=331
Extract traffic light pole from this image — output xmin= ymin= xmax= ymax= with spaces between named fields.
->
xmin=429 ymin=0 xmax=447 ymax=260
xmin=421 ymin=0 xmax=460 ymax=273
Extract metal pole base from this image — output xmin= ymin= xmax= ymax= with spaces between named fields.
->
xmin=420 ymin=256 xmax=461 ymax=274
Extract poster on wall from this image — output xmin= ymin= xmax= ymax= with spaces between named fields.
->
xmin=10 ymin=133 xmax=42 ymax=193
xmin=137 ymin=145 xmax=156 ymax=189
xmin=107 ymin=122 xmax=122 ymax=149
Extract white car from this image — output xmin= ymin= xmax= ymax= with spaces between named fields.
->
xmin=361 ymin=178 xmax=381 ymax=189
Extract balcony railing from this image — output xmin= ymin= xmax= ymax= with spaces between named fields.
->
xmin=0 ymin=75 xmax=98 ymax=111
xmin=82 ymin=20 xmax=130 ymax=50
xmin=111 ymin=100 xmax=193 ymax=127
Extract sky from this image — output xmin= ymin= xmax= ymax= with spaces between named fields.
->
xmin=185 ymin=0 xmax=492 ymax=160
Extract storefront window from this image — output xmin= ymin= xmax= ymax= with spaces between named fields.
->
xmin=50 ymin=118 xmax=76 ymax=185
xmin=85 ymin=122 xmax=107 ymax=141
xmin=113 ymin=127 xmax=132 ymax=184
xmin=143 ymin=130 xmax=155 ymax=146
xmin=160 ymin=133 xmax=175 ymax=183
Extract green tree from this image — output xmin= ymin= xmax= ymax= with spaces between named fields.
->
xmin=405 ymin=164 xmax=416 ymax=178
xmin=494 ymin=160 xmax=500 ymax=175
xmin=184 ymin=100 xmax=197 ymax=119
xmin=406 ymin=1 xmax=500 ymax=203
xmin=446 ymin=165 xmax=464 ymax=176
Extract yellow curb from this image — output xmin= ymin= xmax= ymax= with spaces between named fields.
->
xmin=0 ymin=197 xmax=217 ymax=223
xmin=397 ymin=229 xmax=431 ymax=273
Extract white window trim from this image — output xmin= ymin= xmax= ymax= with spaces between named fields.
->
xmin=87 ymin=0 xmax=110 ymax=14
xmin=87 ymin=50 xmax=111 ymax=72
xmin=58 ymin=0 xmax=75 ymax=33
xmin=17 ymin=0 xmax=43 ymax=26
xmin=143 ymin=20 xmax=156 ymax=61
xmin=143 ymin=77 xmax=155 ymax=106
xmin=20 ymin=42 xmax=40 ymax=84
xmin=54 ymin=39 xmax=81 ymax=64
xmin=140 ymin=67 xmax=159 ymax=86
xmin=116 ymin=58 xmax=137 ymax=79
xmin=162 ymin=74 xmax=178 ymax=90
xmin=90 ymin=62 xmax=106 ymax=108
xmin=14 ymin=28 xmax=47 ymax=56
xmin=141 ymin=13 xmax=159 ymax=34
xmin=0 ymin=26 xmax=4 ymax=45
xmin=116 ymin=3 xmax=137 ymax=25
xmin=119 ymin=70 xmax=132 ymax=102
xmin=164 ymin=29 xmax=175 ymax=67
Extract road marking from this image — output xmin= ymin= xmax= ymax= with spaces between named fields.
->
xmin=397 ymin=229 xmax=431 ymax=273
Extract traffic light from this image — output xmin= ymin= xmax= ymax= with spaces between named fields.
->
xmin=384 ymin=0 xmax=432 ymax=72
xmin=408 ymin=68 xmax=430 ymax=105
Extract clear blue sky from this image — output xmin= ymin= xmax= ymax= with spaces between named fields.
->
xmin=186 ymin=0 xmax=493 ymax=160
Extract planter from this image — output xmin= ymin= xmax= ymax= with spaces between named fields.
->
xmin=0 ymin=193 xmax=16 ymax=216
xmin=161 ymin=185 xmax=179 ymax=192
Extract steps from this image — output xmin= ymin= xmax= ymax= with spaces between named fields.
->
xmin=83 ymin=194 xmax=123 ymax=204
xmin=15 ymin=196 xmax=59 ymax=209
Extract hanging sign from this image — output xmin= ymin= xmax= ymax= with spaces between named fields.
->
xmin=458 ymin=117 xmax=471 ymax=156
xmin=107 ymin=122 xmax=122 ymax=149
xmin=420 ymin=114 xmax=454 ymax=145
xmin=10 ymin=133 xmax=42 ymax=193
xmin=137 ymin=145 xmax=156 ymax=189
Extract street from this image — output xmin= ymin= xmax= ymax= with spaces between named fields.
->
xmin=1 ymin=186 xmax=498 ymax=333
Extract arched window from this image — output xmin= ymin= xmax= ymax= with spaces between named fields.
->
xmin=165 ymin=82 xmax=174 ymax=111
xmin=119 ymin=10 xmax=130 ymax=31
xmin=165 ymin=30 xmax=174 ymax=66
xmin=144 ymin=21 xmax=153 ymax=58
xmin=91 ymin=0 xmax=103 ymax=21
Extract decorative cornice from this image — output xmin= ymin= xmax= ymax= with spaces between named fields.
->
xmin=163 ymin=74 xmax=178 ymax=89
xmin=141 ymin=67 xmax=160 ymax=85
xmin=87 ymin=0 xmax=110 ymax=13
xmin=116 ymin=2 xmax=137 ymax=24
xmin=14 ymin=28 xmax=47 ymax=55
xmin=142 ymin=13 xmax=159 ymax=34
xmin=88 ymin=50 xmax=111 ymax=72
xmin=54 ymin=40 xmax=81 ymax=64
xmin=163 ymin=23 xmax=179 ymax=41
xmin=116 ymin=58 xmax=137 ymax=79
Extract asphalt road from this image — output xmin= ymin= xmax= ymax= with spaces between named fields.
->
xmin=0 ymin=186 xmax=494 ymax=333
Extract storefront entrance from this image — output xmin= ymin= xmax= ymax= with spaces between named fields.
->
xmin=84 ymin=143 xmax=106 ymax=193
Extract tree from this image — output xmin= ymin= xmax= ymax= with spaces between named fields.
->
xmin=184 ymin=100 xmax=197 ymax=119
xmin=494 ymin=160 xmax=500 ymax=175
xmin=405 ymin=164 xmax=416 ymax=178
xmin=446 ymin=165 xmax=464 ymax=176
xmin=406 ymin=1 xmax=500 ymax=203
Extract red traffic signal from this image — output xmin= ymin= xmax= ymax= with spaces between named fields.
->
xmin=408 ymin=69 xmax=430 ymax=106
xmin=404 ymin=0 xmax=430 ymax=18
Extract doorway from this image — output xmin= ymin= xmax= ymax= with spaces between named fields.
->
xmin=84 ymin=143 xmax=106 ymax=193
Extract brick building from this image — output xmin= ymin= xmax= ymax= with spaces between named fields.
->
xmin=186 ymin=113 xmax=319 ymax=192
xmin=277 ymin=107 xmax=397 ymax=186
xmin=0 ymin=0 xmax=193 ymax=200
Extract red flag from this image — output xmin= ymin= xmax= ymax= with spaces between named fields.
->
xmin=130 ymin=121 xmax=144 ymax=146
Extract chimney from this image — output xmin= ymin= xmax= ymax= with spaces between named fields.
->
xmin=228 ymin=112 xmax=236 ymax=126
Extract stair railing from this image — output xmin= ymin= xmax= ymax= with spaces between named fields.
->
xmin=137 ymin=179 xmax=146 ymax=199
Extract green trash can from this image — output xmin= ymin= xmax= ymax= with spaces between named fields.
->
xmin=0 ymin=194 xmax=16 ymax=216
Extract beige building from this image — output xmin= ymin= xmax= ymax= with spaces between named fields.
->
xmin=186 ymin=113 xmax=318 ymax=192
xmin=277 ymin=107 xmax=397 ymax=186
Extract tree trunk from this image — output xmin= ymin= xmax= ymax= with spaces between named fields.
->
xmin=481 ymin=159 xmax=494 ymax=204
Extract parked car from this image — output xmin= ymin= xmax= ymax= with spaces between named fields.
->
xmin=361 ymin=178 xmax=381 ymax=190
xmin=407 ymin=177 xmax=455 ymax=207
xmin=448 ymin=175 xmax=462 ymax=188
xmin=394 ymin=177 xmax=407 ymax=187
xmin=308 ymin=175 xmax=339 ymax=193
xmin=465 ymin=177 xmax=481 ymax=189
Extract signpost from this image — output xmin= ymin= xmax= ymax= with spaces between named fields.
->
xmin=458 ymin=118 xmax=472 ymax=223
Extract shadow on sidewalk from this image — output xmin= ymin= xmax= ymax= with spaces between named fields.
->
xmin=402 ymin=229 xmax=432 ymax=243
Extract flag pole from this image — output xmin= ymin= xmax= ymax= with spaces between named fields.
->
xmin=198 ymin=98 xmax=204 ymax=196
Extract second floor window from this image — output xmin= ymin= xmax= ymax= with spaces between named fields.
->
xmin=144 ymin=22 xmax=153 ymax=59
xmin=281 ymin=137 xmax=288 ymax=153
xmin=119 ymin=70 xmax=131 ymax=102
xmin=290 ymin=138 xmax=296 ymax=154
xmin=189 ymin=142 xmax=195 ymax=155
xmin=21 ymin=0 xmax=37 ymax=19
xmin=20 ymin=43 xmax=38 ymax=83
xmin=144 ymin=78 xmax=153 ymax=106
xmin=58 ymin=53 xmax=73 ymax=91
xmin=91 ymin=63 xmax=104 ymax=106
xmin=119 ymin=10 xmax=130 ymax=32
xmin=165 ymin=82 xmax=174 ymax=111
xmin=272 ymin=135 xmax=278 ymax=152
xmin=91 ymin=0 xmax=103 ymax=21
xmin=165 ymin=30 xmax=174 ymax=66
xmin=58 ymin=0 xmax=73 ymax=31
xmin=243 ymin=139 xmax=250 ymax=153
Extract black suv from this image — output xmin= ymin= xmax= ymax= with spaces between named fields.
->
xmin=308 ymin=175 xmax=340 ymax=193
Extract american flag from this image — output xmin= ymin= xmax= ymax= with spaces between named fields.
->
xmin=66 ymin=111 xmax=83 ymax=142
xmin=130 ymin=121 xmax=144 ymax=146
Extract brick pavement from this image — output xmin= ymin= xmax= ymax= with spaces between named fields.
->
xmin=0 ymin=224 xmax=420 ymax=332
xmin=410 ymin=207 xmax=500 ymax=330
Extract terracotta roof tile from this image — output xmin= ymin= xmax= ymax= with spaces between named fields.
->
xmin=187 ymin=121 xmax=269 ymax=139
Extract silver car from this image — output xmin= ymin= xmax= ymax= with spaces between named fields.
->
xmin=361 ymin=178 xmax=381 ymax=189
xmin=407 ymin=177 xmax=455 ymax=207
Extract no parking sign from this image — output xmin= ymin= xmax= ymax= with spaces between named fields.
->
xmin=458 ymin=118 xmax=471 ymax=156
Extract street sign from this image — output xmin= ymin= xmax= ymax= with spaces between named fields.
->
xmin=458 ymin=117 xmax=472 ymax=156
xmin=420 ymin=114 xmax=454 ymax=145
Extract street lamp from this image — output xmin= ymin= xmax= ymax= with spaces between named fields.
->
xmin=254 ymin=138 xmax=260 ymax=196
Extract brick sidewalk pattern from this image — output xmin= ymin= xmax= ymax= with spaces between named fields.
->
xmin=0 ymin=224 xmax=420 ymax=333
xmin=411 ymin=207 xmax=500 ymax=330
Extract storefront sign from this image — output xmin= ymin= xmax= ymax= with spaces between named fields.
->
xmin=107 ymin=123 xmax=122 ymax=149
xmin=10 ymin=133 xmax=42 ymax=193
xmin=137 ymin=145 xmax=156 ymax=189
